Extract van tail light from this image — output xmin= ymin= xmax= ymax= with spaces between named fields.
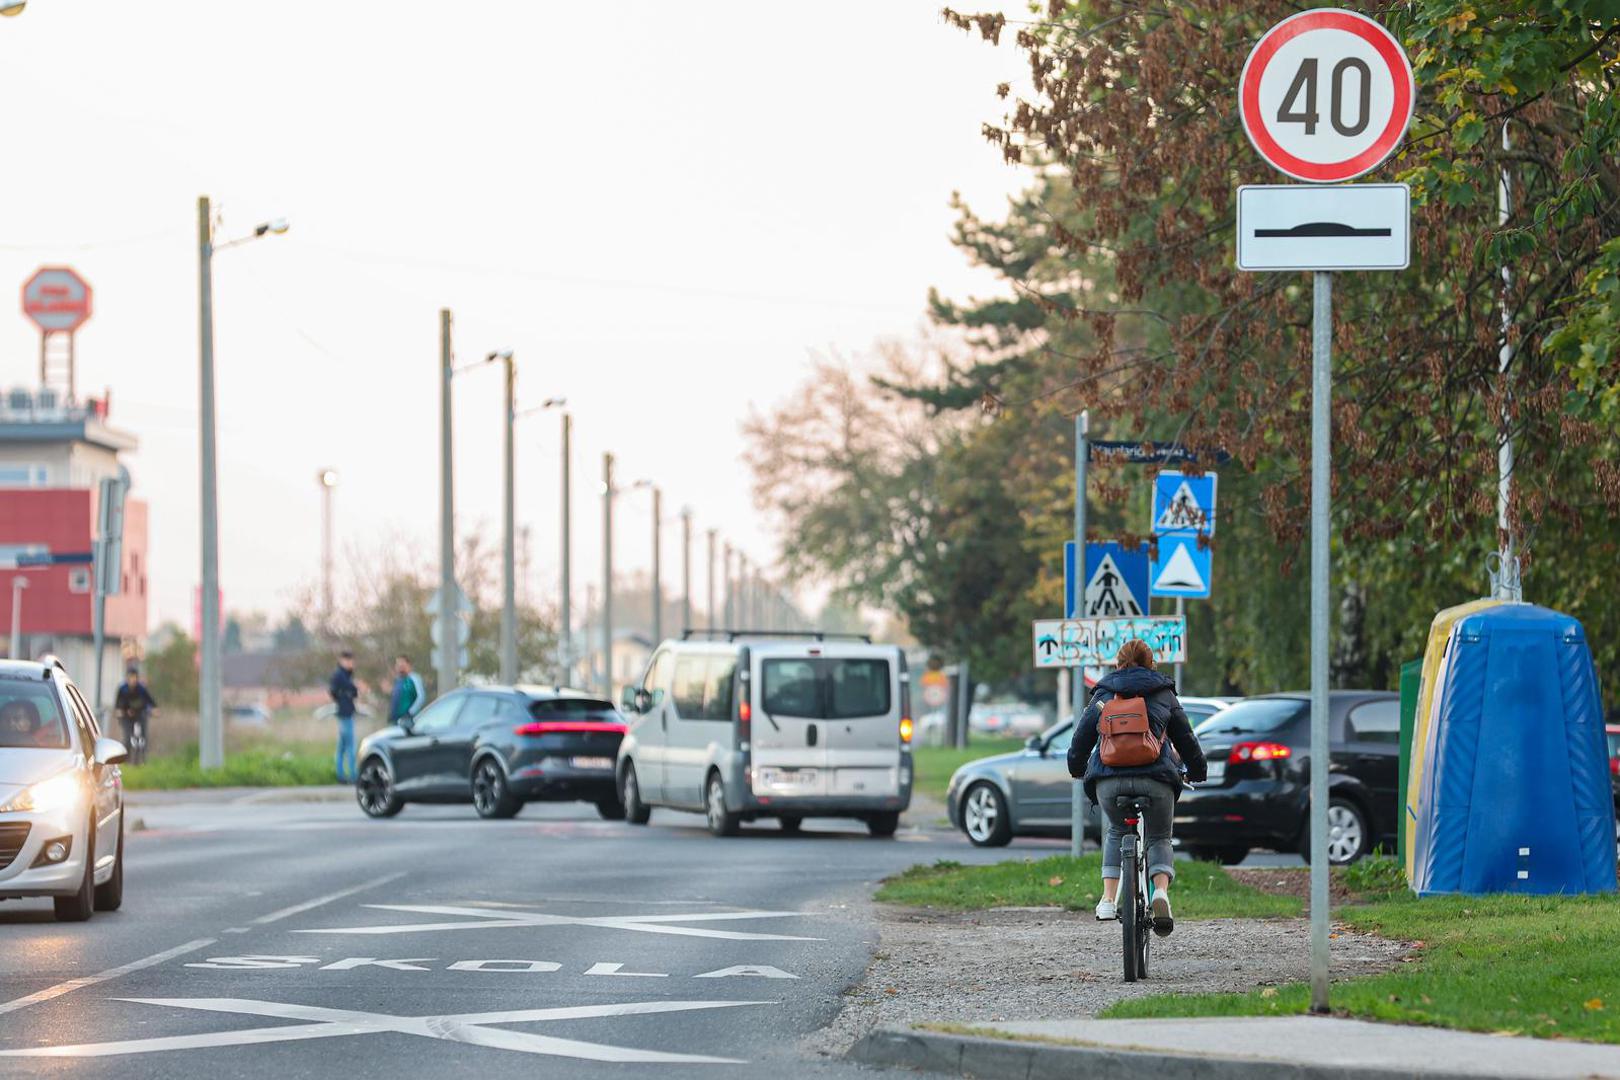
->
xmin=899 ymin=717 xmax=914 ymax=744
xmin=738 ymin=699 xmax=751 ymax=741
xmin=1229 ymin=741 xmax=1291 ymax=764
xmin=514 ymin=721 xmax=627 ymax=737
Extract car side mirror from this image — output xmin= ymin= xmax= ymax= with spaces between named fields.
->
xmin=1025 ymin=735 xmax=1044 ymax=755
xmin=94 ymin=736 xmax=129 ymax=766
xmin=633 ymin=688 xmax=654 ymax=714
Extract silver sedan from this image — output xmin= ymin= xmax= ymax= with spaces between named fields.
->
xmin=945 ymin=698 xmax=1234 ymax=847
xmin=0 ymin=657 xmax=128 ymax=920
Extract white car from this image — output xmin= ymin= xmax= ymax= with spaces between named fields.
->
xmin=0 ymin=657 xmax=127 ymax=920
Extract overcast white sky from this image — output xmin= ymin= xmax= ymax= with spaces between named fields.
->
xmin=0 ymin=1 xmax=1027 ymax=631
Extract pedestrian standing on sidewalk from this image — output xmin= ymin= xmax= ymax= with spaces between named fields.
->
xmin=1068 ymin=639 xmax=1206 ymax=935
xmin=388 ymin=654 xmax=426 ymax=726
xmin=328 ymin=649 xmax=360 ymax=783
xmin=113 ymin=666 xmax=158 ymax=765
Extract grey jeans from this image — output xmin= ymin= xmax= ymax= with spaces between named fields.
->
xmin=1096 ymin=776 xmax=1177 ymax=883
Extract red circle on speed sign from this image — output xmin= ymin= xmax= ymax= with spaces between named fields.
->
xmin=1239 ymin=9 xmax=1414 ymax=183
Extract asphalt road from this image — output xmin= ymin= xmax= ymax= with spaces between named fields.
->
xmin=0 ymin=793 xmax=1025 ymax=1079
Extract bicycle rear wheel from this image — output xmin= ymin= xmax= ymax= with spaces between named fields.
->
xmin=1121 ymin=851 xmax=1141 ymax=982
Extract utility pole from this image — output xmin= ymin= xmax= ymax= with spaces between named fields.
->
xmin=437 ymin=309 xmax=458 ymax=696
xmin=722 ymin=543 xmax=734 ymax=628
xmin=680 ymin=509 xmax=692 ymax=634
xmin=1494 ymin=122 xmax=1520 ymax=601
xmin=318 ymin=469 xmax=338 ymax=630
xmin=706 ymin=529 xmax=717 ymax=630
xmin=602 ymin=452 xmax=615 ymax=696
xmin=497 ymin=351 xmax=518 ymax=685
xmin=8 ymin=577 xmax=26 ymax=658
xmin=197 ymin=195 xmax=223 ymax=771
xmin=737 ymin=553 xmax=749 ymax=628
xmin=650 ymin=485 xmax=662 ymax=645
xmin=1070 ymin=409 xmax=1089 ymax=858
xmin=559 ymin=412 xmax=572 ymax=684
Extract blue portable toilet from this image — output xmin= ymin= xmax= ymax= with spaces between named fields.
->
xmin=1410 ymin=604 xmax=1616 ymax=896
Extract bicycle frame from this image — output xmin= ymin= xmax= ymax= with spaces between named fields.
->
xmin=1117 ymin=796 xmax=1152 ymax=982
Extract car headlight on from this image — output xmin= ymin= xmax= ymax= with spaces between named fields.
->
xmin=0 ymin=772 xmax=85 ymax=814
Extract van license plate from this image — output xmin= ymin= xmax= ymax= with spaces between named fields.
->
xmin=571 ymin=756 xmax=613 ymax=770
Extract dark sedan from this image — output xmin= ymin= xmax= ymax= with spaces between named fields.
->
xmin=1175 ymin=691 xmax=1400 ymax=865
xmin=355 ymin=686 xmax=627 ymax=820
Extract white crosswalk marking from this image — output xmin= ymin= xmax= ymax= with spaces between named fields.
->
xmin=0 ymin=997 xmax=771 ymax=1063
xmin=296 ymin=903 xmax=822 ymax=941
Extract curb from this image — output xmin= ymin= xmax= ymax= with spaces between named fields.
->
xmin=231 ymin=787 xmax=353 ymax=805
xmin=848 ymin=1027 xmax=1506 ymax=1080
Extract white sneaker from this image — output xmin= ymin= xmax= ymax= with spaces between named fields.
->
xmin=1095 ymin=898 xmax=1118 ymax=921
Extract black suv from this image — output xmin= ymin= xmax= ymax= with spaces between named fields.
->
xmin=1174 ymin=691 xmax=1399 ymax=865
xmin=356 ymin=686 xmax=626 ymax=820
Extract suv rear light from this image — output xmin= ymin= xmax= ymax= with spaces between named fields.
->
xmin=1229 ymin=741 xmax=1291 ymax=763
xmin=1611 ymin=757 xmax=1618 ymax=777
xmin=899 ymin=717 xmax=914 ymax=744
xmin=514 ymin=721 xmax=627 ymax=736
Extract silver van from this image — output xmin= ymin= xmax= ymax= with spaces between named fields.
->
xmin=615 ymin=632 xmax=913 ymax=837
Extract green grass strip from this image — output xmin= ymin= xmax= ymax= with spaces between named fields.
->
xmin=1104 ymin=890 xmax=1620 ymax=1043
xmin=121 ymin=747 xmax=339 ymax=790
xmin=910 ymin=739 xmax=1024 ymax=801
xmin=876 ymin=854 xmax=1301 ymax=919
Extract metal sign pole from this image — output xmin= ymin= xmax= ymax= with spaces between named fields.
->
xmin=1309 ymin=271 xmax=1333 ymax=1012
xmin=1070 ymin=409 xmax=1089 ymax=858
xmin=1173 ymin=595 xmax=1185 ymax=691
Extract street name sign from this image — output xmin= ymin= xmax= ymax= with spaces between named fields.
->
xmin=1032 ymin=616 xmax=1187 ymax=670
xmin=1237 ymin=183 xmax=1410 ymax=271
xmin=1088 ymin=440 xmax=1231 ymax=466
xmin=1239 ymin=8 xmax=1414 ymax=183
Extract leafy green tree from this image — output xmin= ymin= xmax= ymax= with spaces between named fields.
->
xmin=146 ymin=631 xmax=199 ymax=712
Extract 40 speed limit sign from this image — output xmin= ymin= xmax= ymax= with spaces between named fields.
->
xmin=1239 ymin=8 xmax=1414 ymax=182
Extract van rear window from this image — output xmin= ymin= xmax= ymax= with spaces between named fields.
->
xmin=762 ymin=659 xmax=891 ymax=720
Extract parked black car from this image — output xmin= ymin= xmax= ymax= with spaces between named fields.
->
xmin=355 ymin=686 xmax=627 ymax=820
xmin=1175 ymin=691 xmax=1400 ymax=865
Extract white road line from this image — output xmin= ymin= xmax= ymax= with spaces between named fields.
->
xmin=249 ymin=871 xmax=407 ymax=926
xmin=0 ymin=871 xmax=407 ymax=1018
xmin=0 ymin=937 xmax=217 ymax=1018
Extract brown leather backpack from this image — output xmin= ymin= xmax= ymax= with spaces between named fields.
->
xmin=1098 ymin=693 xmax=1162 ymax=767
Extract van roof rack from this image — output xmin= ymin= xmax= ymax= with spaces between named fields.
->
xmin=680 ymin=628 xmax=873 ymax=644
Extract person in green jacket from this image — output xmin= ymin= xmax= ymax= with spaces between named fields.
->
xmin=388 ymin=655 xmax=426 ymax=724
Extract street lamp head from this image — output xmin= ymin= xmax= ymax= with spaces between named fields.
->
xmin=318 ymin=468 xmax=340 ymax=488
xmin=253 ymin=218 xmax=291 ymax=237
xmin=487 ymin=349 xmax=514 ymax=363
xmin=541 ymin=397 xmax=567 ymax=409
xmin=0 ymin=1 xmax=27 ymax=16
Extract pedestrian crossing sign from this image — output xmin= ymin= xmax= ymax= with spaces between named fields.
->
xmin=1150 ymin=531 xmax=1213 ymax=599
xmin=1153 ymin=470 xmax=1217 ymax=537
xmin=1067 ymin=541 xmax=1150 ymax=618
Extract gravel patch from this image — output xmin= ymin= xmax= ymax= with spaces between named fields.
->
xmin=804 ymin=902 xmax=1409 ymax=1060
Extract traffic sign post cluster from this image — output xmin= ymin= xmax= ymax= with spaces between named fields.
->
xmin=1238 ymin=6 xmax=1415 ymax=1014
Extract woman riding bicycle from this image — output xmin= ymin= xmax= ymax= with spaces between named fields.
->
xmin=1067 ymin=639 xmax=1207 ymax=934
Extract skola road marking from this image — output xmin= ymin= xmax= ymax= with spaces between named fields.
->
xmin=296 ymin=903 xmax=823 ymax=942
xmin=0 ymin=997 xmax=773 ymax=1063
xmin=184 ymin=955 xmax=799 ymax=979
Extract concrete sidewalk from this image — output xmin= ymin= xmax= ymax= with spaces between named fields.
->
xmin=851 ymin=1015 xmax=1620 ymax=1079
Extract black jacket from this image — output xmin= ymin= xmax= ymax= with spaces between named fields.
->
xmin=1066 ymin=665 xmax=1207 ymax=803
xmin=114 ymin=682 xmax=156 ymax=721
xmin=329 ymin=666 xmax=359 ymax=719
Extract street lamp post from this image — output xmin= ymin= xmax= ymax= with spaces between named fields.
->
xmin=601 ymin=453 xmax=615 ymax=696
xmin=722 ymin=543 xmax=734 ymax=628
xmin=197 ymin=196 xmax=288 ymax=770
xmin=488 ymin=350 xmax=519 ymax=685
xmin=629 ymin=481 xmax=662 ymax=645
xmin=680 ymin=509 xmax=692 ymax=634
xmin=706 ymin=529 xmax=717 ymax=630
xmin=558 ymin=409 xmax=572 ymax=685
xmin=318 ymin=469 xmax=338 ymax=630
xmin=8 ymin=576 xmax=27 ymax=657
xmin=437 ymin=310 xmax=458 ymax=698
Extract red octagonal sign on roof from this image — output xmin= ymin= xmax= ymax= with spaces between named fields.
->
xmin=1239 ymin=8 xmax=1414 ymax=183
xmin=22 ymin=266 xmax=93 ymax=334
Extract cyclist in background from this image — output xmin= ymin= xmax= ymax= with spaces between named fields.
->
xmin=114 ymin=665 xmax=158 ymax=764
xmin=1068 ymin=639 xmax=1206 ymax=933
